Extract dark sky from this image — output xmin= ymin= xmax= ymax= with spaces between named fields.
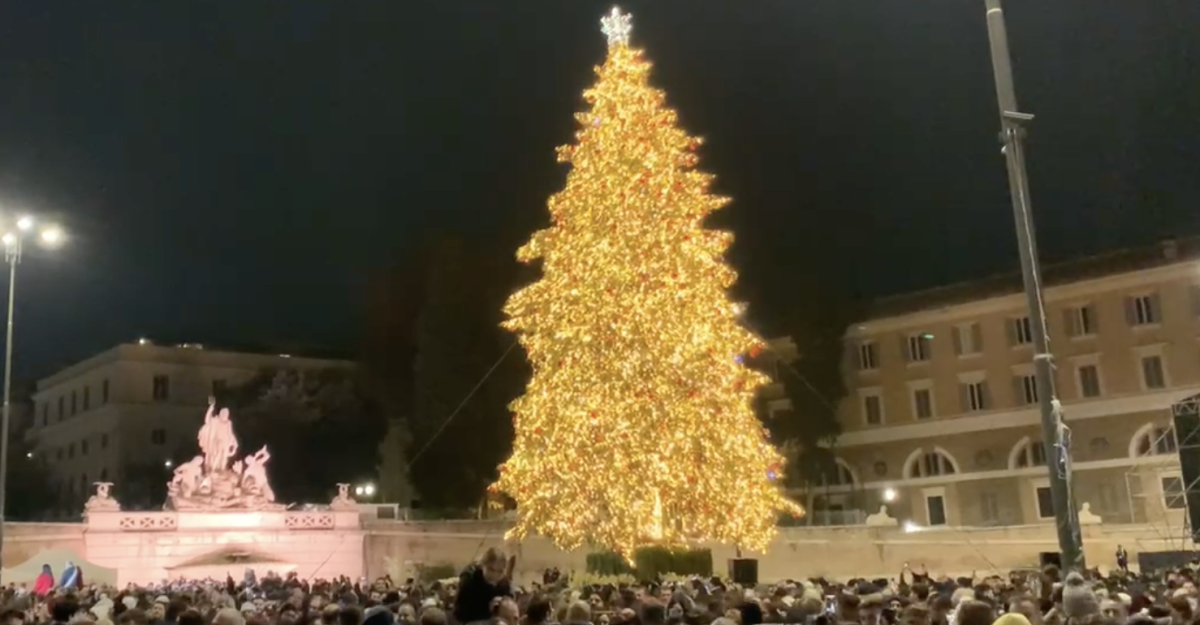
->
xmin=0 ymin=0 xmax=1196 ymax=378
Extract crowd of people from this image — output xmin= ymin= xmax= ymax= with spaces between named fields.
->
xmin=3 ymin=548 xmax=1197 ymax=625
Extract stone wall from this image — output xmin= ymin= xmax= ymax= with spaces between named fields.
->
xmin=364 ymin=520 xmax=1198 ymax=582
xmin=83 ymin=510 xmax=365 ymax=586
xmin=3 ymin=519 xmax=1194 ymax=583
xmin=1 ymin=523 xmax=87 ymax=568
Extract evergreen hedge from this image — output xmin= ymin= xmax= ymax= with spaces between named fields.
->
xmin=586 ymin=547 xmax=712 ymax=580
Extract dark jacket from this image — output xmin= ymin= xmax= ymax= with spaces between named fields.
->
xmin=453 ymin=564 xmax=511 ymax=624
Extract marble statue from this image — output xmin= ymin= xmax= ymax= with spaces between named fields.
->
xmin=198 ymin=398 xmax=238 ymax=475
xmin=865 ymin=505 xmax=899 ymax=527
xmin=1078 ymin=501 xmax=1103 ymax=525
xmin=242 ymin=446 xmax=274 ymax=503
xmin=84 ymin=482 xmax=120 ymax=512
xmin=166 ymin=400 xmax=284 ymax=511
xmin=330 ymin=483 xmax=357 ymax=511
xmin=169 ymin=456 xmax=205 ymax=498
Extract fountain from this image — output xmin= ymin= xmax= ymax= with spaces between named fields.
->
xmin=80 ymin=401 xmax=365 ymax=585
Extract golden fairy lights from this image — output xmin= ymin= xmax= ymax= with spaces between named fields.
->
xmin=493 ymin=8 xmax=801 ymax=555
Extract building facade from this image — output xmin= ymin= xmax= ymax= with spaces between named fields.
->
xmin=809 ymin=240 xmax=1200 ymax=532
xmin=28 ymin=342 xmax=351 ymax=511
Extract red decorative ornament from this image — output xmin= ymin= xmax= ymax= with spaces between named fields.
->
xmin=748 ymin=345 xmax=763 ymax=358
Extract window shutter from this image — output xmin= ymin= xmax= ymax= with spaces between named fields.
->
xmin=1062 ymin=308 xmax=1076 ymax=338
xmin=1005 ymin=319 xmax=1017 ymax=345
xmin=1087 ymin=303 xmax=1098 ymax=334
xmin=1012 ymin=376 xmax=1024 ymax=405
xmin=981 ymin=380 xmax=991 ymax=410
xmin=1151 ymin=292 xmax=1163 ymax=323
xmin=1191 ymin=285 xmax=1200 ymax=317
xmin=959 ymin=383 xmax=970 ymax=412
xmin=971 ymin=323 xmax=983 ymax=352
xmin=1124 ymin=296 xmax=1137 ymax=326
xmin=901 ymin=335 xmax=911 ymax=362
xmin=951 ymin=326 xmax=963 ymax=355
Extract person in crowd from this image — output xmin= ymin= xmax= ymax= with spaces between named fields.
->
xmin=213 ymin=608 xmax=245 ymax=625
xmin=420 ymin=608 xmax=447 ymax=625
xmin=33 ymin=564 xmax=54 ymax=597
xmin=50 ymin=600 xmax=79 ymax=625
xmin=14 ymin=550 xmax=1200 ymax=625
xmin=59 ymin=561 xmax=83 ymax=589
xmin=0 ymin=608 xmax=24 ymax=625
xmin=454 ymin=548 xmax=513 ymax=625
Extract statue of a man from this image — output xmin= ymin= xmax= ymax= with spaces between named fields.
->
xmin=198 ymin=397 xmax=238 ymax=474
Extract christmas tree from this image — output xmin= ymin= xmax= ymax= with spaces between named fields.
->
xmin=495 ymin=7 xmax=800 ymax=555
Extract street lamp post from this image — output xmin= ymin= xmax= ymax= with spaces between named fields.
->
xmin=983 ymin=0 xmax=1084 ymax=570
xmin=0 ymin=218 xmax=63 ymax=570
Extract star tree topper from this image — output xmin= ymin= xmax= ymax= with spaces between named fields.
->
xmin=600 ymin=7 xmax=632 ymax=46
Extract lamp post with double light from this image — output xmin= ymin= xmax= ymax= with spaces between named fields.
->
xmin=0 ymin=216 xmax=63 ymax=567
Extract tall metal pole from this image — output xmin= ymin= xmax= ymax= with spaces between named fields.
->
xmin=0 ymin=246 xmax=17 ymax=569
xmin=984 ymin=0 xmax=1084 ymax=570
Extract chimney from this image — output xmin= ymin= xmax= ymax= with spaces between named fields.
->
xmin=1162 ymin=239 xmax=1179 ymax=260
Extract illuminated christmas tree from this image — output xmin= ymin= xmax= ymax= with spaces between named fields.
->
xmin=495 ymin=7 xmax=801 ymax=555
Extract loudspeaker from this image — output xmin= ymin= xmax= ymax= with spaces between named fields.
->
xmin=1172 ymin=411 xmax=1200 ymax=542
xmin=728 ymin=558 xmax=758 ymax=585
xmin=1038 ymin=552 xmax=1061 ymax=569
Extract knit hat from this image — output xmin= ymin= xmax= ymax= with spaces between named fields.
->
xmin=1061 ymin=572 xmax=1100 ymax=619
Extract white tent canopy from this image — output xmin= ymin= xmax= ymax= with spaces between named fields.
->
xmin=2 ymin=549 xmax=118 ymax=586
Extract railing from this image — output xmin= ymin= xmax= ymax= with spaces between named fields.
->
xmin=779 ymin=509 xmax=867 ymax=527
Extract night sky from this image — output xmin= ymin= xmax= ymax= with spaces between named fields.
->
xmin=0 ymin=0 xmax=1195 ymax=378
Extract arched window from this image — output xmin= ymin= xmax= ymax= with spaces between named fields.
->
xmin=816 ymin=459 xmax=859 ymax=487
xmin=1131 ymin=423 xmax=1177 ymax=458
xmin=904 ymin=447 xmax=959 ymax=479
xmin=1010 ymin=437 xmax=1048 ymax=469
